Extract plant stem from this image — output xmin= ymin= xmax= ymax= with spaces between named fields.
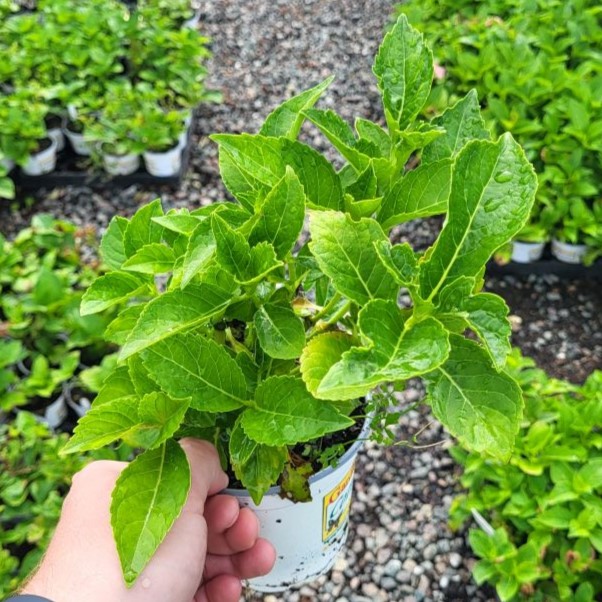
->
xmin=311 ymin=291 xmax=342 ymax=322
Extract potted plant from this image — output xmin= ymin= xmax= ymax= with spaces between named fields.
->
xmin=137 ymin=0 xmax=200 ymax=29
xmin=63 ymin=16 xmax=537 ymax=593
xmin=510 ymin=206 xmax=551 ymax=263
xmin=551 ymin=198 xmax=599 ymax=264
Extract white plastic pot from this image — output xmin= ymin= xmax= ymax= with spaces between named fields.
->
xmin=551 ymin=238 xmax=587 ymax=264
xmin=64 ymin=127 xmax=91 ymax=156
xmin=511 ymin=240 xmax=545 ymax=263
xmin=0 ymin=157 xmax=14 ymax=172
xmin=143 ymin=144 xmax=182 ymax=177
xmin=226 ymin=417 xmax=371 ymax=592
xmin=36 ymin=395 xmax=68 ymax=429
xmin=102 ymin=151 xmax=140 ymax=176
xmin=22 ymin=138 xmax=57 ymax=176
xmin=47 ymin=126 xmax=65 ymax=152
xmin=183 ymin=10 xmax=201 ymax=29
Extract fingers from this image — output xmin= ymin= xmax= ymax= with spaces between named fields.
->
xmin=194 ymin=574 xmax=242 ymax=602
xmin=179 ymin=438 xmax=229 ymax=514
xmin=204 ymin=538 xmax=276 ymax=581
xmin=205 ymin=495 xmax=259 ymax=556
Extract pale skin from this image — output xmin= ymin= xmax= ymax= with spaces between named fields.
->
xmin=22 ymin=439 xmax=276 ymax=602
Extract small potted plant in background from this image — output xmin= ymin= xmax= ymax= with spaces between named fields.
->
xmin=551 ymin=198 xmax=599 ymax=264
xmin=510 ymin=205 xmax=551 ymax=263
xmin=137 ymin=0 xmax=200 ymax=29
xmin=64 ymin=15 xmax=537 ymax=593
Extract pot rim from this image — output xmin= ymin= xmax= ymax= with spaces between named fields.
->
xmin=225 ymin=410 xmax=373 ymax=498
xmin=551 ymin=237 xmax=587 ymax=250
xmin=144 ymin=143 xmax=181 ymax=157
xmin=29 ymin=136 xmax=57 ymax=158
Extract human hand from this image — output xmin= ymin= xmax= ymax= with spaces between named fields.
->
xmin=22 ymin=439 xmax=276 ymax=602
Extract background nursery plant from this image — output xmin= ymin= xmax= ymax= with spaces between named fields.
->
xmin=64 ymin=15 xmax=537 ymax=586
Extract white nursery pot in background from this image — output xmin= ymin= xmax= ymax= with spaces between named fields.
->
xmin=226 ymin=417 xmax=371 ymax=593
xmin=183 ymin=10 xmax=201 ymax=29
xmin=143 ymin=145 xmax=182 ymax=177
xmin=102 ymin=152 xmax=140 ymax=176
xmin=63 ymin=127 xmax=91 ymax=156
xmin=47 ymin=126 xmax=65 ymax=152
xmin=551 ymin=238 xmax=587 ymax=264
xmin=1 ymin=157 xmax=14 ymax=172
xmin=22 ymin=138 xmax=57 ymax=176
xmin=511 ymin=240 xmax=545 ymax=263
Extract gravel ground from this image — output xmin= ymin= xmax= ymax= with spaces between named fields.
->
xmin=2 ymin=1 xmax=601 ymax=600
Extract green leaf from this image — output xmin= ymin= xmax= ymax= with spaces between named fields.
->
xmin=254 ymin=303 xmax=306 ymax=360
xmin=142 ymin=334 xmax=248 ymax=412
xmin=378 ymin=159 xmax=452 ymax=228
xmin=497 ymin=576 xmax=519 ymax=602
xmin=105 ymin=305 xmax=144 ymax=345
xmin=373 ymin=14 xmax=433 ymax=132
xmin=345 ymin=163 xmax=378 ymax=201
xmin=244 ymin=242 xmax=282 ymax=285
xmin=249 ymin=166 xmax=305 ymax=259
xmin=33 ymin=266 xmax=65 ymax=305
xmin=0 ymin=340 xmax=25 ymax=369
xmin=0 ymin=176 xmax=15 ymax=200
xmin=100 ymin=216 xmax=129 ymax=270
xmin=422 ymin=89 xmax=490 ymax=164
xmin=128 ymin=354 xmax=158 ymax=397
xmin=212 ymin=213 xmax=251 ymax=281
xmin=355 ymin=118 xmax=391 ymax=157
xmin=180 ymin=220 xmax=216 ymax=288
xmin=260 ymin=76 xmax=334 ymax=139
xmin=308 ymin=211 xmax=399 ymax=305
xmin=120 ymin=276 xmax=237 ymax=359
xmin=229 ymin=417 xmax=287 ymax=505
xmin=300 ymin=331 xmax=356 ymax=397
xmin=419 ymin=135 xmax=537 ymax=301
xmin=123 ymin=199 xmax=164 ymax=258
xmin=373 ymin=240 xmax=418 ymax=287
xmin=425 ymin=335 xmax=523 ymax=461
xmin=318 ymin=300 xmax=450 ymax=400
xmin=344 ymin=195 xmax=383 ymax=220
xmin=111 ymin=440 xmax=190 ymax=586
xmin=280 ymin=462 xmax=313 ymax=503
xmin=122 ymin=243 xmax=175 ymax=275
xmin=152 ymin=213 xmax=203 ymax=235
xmin=94 ymin=365 xmax=136 ymax=406
xmin=80 ymin=272 xmax=149 ymax=316
xmin=241 ymin=376 xmax=353 ymax=445
xmin=212 ymin=134 xmax=343 ymax=211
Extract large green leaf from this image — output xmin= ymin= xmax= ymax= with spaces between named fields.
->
xmin=111 ymin=440 xmax=190 ymax=586
xmin=212 ymin=134 xmax=343 ymax=211
xmin=122 ymin=243 xmax=175 ymax=275
xmin=80 ymin=272 xmax=150 ymax=316
xmin=422 ymin=89 xmax=490 ymax=164
xmin=254 ymin=303 xmax=306 ymax=360
xmin=317 ymin=299 xmax=450 ymax=400
xmin=94 ymin=365 xmax=136 ymax=406
xmin=249 ymin=166 xmax=305 ymax=259
xmin=260 ymin=76 xmax=334 ymax=139
xmin=425 ymin=335 xmax=523 ymax=461
xmin=378 ymin=158 xmax=452 ymax=228
xmin=240 ymin=376 xmax=353 ymax=445
xmin=123 ymin=199 xmax=164 ymax=258
xmin=373 ymin=14 xmax=433 ymax=133
xmin=419 ymin=134 xmax=537 ymax=301
xmin=308 ymin=211 xmax=399 ymax=305
xmin=100 ymin=216 xmax=129 ymax=270
xmin=229 ymin=417 xmax=287 ymax=505
xmin=142 ymin=334 xmax=248 ymax=412
xmin=119 ymin=275 xmax=237 ymax=359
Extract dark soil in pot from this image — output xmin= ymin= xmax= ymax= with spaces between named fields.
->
xmin=32 ymin=137 xmax=52 ymax=154
xmin=45 ymin=114 xmax=63 ymax=130
xmin=65 ymin=120 xmax=84 ymax=134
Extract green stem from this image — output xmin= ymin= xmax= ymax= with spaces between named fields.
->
xmin=311 ymin=291 xmax=343 ymax=322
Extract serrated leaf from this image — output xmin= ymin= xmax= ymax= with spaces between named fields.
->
xmin=229 ymin=417 xmax=287 ymax=505
xmin=254 ymin=303 xmax=306 ymax=359
xmin=128 ymin=354 xmax=158 ymax=397
xmin=344 ymin=195 xmax=383 ymax=220
xmin=120 ymin=276 xmax=237 ymax=359
xmin=300 ymin=331 xmax=356 ymax=397
xmin=142 ymin=333 xmax=248 ymax=412
xmin=425 ymin=335 xmax=523 ymax=461
xmin=419 ymin=135 xmax=537 ymax=301
xmin=373 ymin=240 xmax=418 ymax=287
xmin=249 ymin=166 xmax=305 ymax=259
xmin=111 ymin=440 xmax=190 ymax=586
xmin=241 ymin=376 xmax=353 ymax=445
xmin=123 ymin=199 xmax=164 ymax=258
xmin=122 ymin=243 xmax=176 ymax=275
xmin=105 ymin=305 xmax=144 ymax=345
xmin=344 ymin=162 xmax=378 ymax=201
xmin=100 ymin=216 xmax=129 ymax=270
xmin=378 ymin=159 xmax=452 ymax=228
xmin=355 ymin=118 xmax=391 ymax=157
xmin=212 ymin=213 xmax=250 ymax=281
xmin=94 ymin=365 xmax=136 ymax=406
xmin=181 ymin=220 xmax=216 ymax=288
xmin=373 ymin=14 xmax=433 ymax=132
xmin=212 ymin=134 xmax=343 ymax=211
xmin=318 ymin=300 xmax=450 ymax=400
xmin=308 ymin=211 xmax=399 ymax=305
xmin=80 ymin=272 xmax=150 ymax=316
xmin=260 ymin=76 xmax=334 ymax=139
xmin=243 ymin=242 xmax=283 ymax=286
xmin=422 ymin=89 xmax=490 ymax=164
xmin=152 ymin=213 xmax=203 ymax=234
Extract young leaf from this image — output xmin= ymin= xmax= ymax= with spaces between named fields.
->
xmin=80 ymin=272 xmax=150 ymax=316
xmin=111 ymin=440 xmax=190 ymax=586
xmin=100 ymin=216 xmax=129 ymax=270
xmin=345 ymin=163 xmax=378 ymax=201
xmin=373 ymin=14 xmax=434 ymax=133
xmin=254 ymin=303 xmax=306 ymax=360
xmin=240 ymin=376 xmax=353 ymax=445
xmin=212 ymin=213 xmax=250 ymax=281
xmin=122 ymin=243 xmax=176 ymax=275
xmin=152 ymin=213 xmax=204 ymax=235
xmin=123 ymin=199 xmax=165 ymax=258
xmin=94 ymin=365 xmax=137 ymax=407
xmin=180 ymin=220 xmax=216 ymax=287
xmin=120 ymin=276 xmax=237 ymax=360
xmin=425 ymin=335 xmax=523 ymax=462
xmin=419 ymin=134 xmax=537 ymax=301
xmin=373 ymin=240 xmax=418 ymax=287
xmin=229 ymin=417 xmax=287 ymax=505
xmin=355 ymin=118 xmax=392 ymax=157
xmin=421 ymin=89 xmax=490 ymax=164
xmin=317 ymin=300 xmax=450 ymax=400
xmin=142 ymin=334 xmax=248 ymax=412
xmin=377 ymin=158 xmax=452 ymax=228
xmin=260 ymin=76 xmax=334 ymax=139
xmin=249 ymin=166 xmax=305 ymax=259
xmin=105 ymin=305 xmax=144 ymax=345
xmin=128 ymin=354 xmax=158 ymax=397
xmin=308 ymin=211 xmax=399 ymax=305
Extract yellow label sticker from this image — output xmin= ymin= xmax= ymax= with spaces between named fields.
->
xmin=322 ymin=462 xmax=355 ymax=543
